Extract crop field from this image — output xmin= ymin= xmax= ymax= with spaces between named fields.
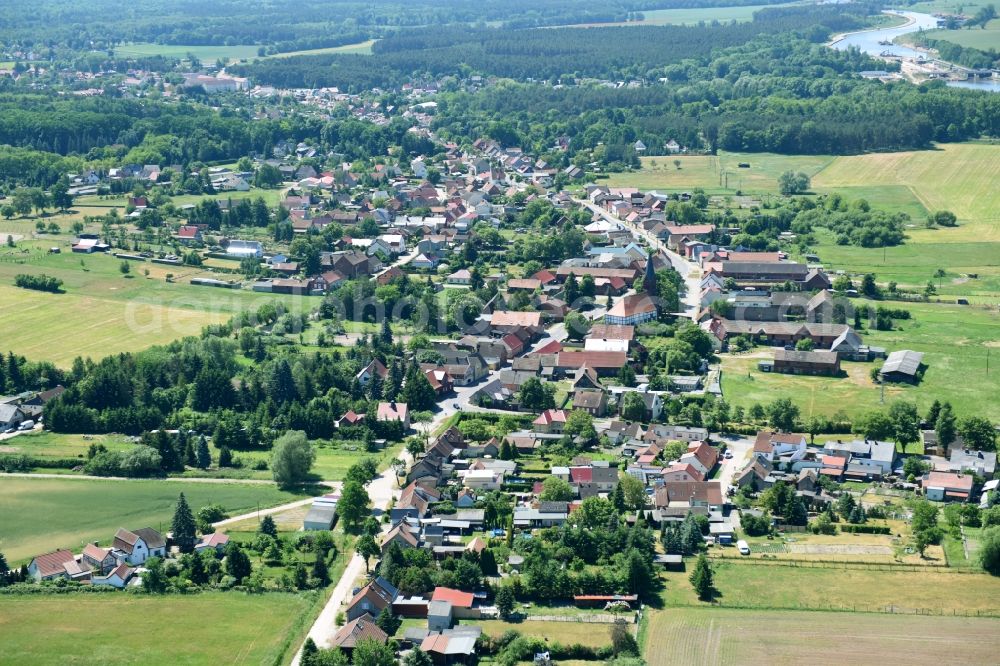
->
xmin=812 ymin=143 xmax=1000 ymax=238
xmin=644 ymin=607 xmax=1000 ymax=666
xmin=0 ymin=248 xmax=313 ymax=366
xmin=721 ymin=299 xmax=1000 ymax=420
xmin=0 ymin=477 xmax=305 ymax=563
xmin=660 ymin=561 xmax=1000 ymax=614
xmin=0 ymin=592 xmax=313 ymax=665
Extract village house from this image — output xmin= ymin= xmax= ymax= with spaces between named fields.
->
xmin=922 ymin=471 xmax=974 ymax=502
xmin=112 ymin=527 xmax=166 ymax=565
xmin=376 ymin=401 xmax=410 ymax=429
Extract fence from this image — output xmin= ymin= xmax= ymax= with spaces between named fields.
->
xmin=709 ymin=552 xmax=984 ymax=574
xmin=699 ymin=599 xmax=1000 ymax=618
xmin=525 ymin=613 xmax=638 ymax=624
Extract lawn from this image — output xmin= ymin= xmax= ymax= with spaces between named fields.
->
xmin=644 ymin=607 xmax=1000 ymax=666
xmin=721 ymin=300 xmax=1000 ymax=420
xmin=0 ymin=592 xmax=313 ymax=665
xmin=202 ymin=443 xmax=401 ymax=482
xmin=476 ymin=619 xmax=620 ymax=648
xmin=0 ymin=248 xmax=314 ymax=366
xmin=0 ymin=477 xmax=306 ymax=563
xmin=660 ymin=560 xmax=1000 ymax=614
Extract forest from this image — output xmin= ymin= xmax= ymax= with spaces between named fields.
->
xmin=233 ymin=4 xmax=875 ymax=90
xmin=0 ymin=0 xmax=794 ymax=56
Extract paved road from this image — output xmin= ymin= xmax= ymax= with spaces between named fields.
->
xmin=574 ymin=197 xmax=701 ymax=320
xmin=290 ymin=304 xmax=577 ymax=661
xmin=291 ymin=446 xmax=413 ymax=663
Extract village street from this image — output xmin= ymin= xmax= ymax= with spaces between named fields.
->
xmin=573 ymin=196 xmax=701 ymax=319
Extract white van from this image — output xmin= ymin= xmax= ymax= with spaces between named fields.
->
xmin=737 ymin=540 xmax=750 ymax=556
xmin=18 ymin=420 xmax=35 ymax=431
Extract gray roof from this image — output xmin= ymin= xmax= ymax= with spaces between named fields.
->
xmin=428 ymin=600 xmax=453 ymax=617
xmin=881 ymin=350 xmax=924 ymax=376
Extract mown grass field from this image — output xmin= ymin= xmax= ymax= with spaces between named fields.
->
xmin=660 ymin=560 xmax=1000 ymax=613
xmin=0 ymin=246 xmax=313 ymax=365
xmin=0 ymin=432 xmax=133 ymax=462
xmin=644 ymin=607 xmax=1000 ymax=666
xmin=0 ymin=477 xmax=305 ymax=563
xmin=722 ymin=299 xmax=1000 ymax=421
xmin=0 ymin=592 xmax=313 ymax=665
xmin=477 ymin=619 xmax=617 ymax=648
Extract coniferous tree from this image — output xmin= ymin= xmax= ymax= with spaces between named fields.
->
xmin=259 ymin=514 xmax=278 ymax=538
xmin=690 ymin=554 xmax=714 ymax=601
xmin=172 ymin=492 xmax=197 ymax=552
xmin=301 ymin=638 xmax=320 ymax=666
xmin=218 ymin=446 xmax=233 ymax=467
xmin=196 ymin=435 xmax=211 ymax=469
xmin=184 ymin=437 xmax=197 ymax=467
xmin=312 ymin=550 xmax=330 ymax=585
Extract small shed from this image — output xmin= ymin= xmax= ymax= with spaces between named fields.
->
xmin=428 ymin=600 xmax=453 ymax=632
xmin=303 ymin=504 xmax=337 ymax=531
xmin=653 ymin=553 xmax=684 ymax=571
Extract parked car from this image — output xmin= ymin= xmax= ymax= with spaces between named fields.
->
xmin=18 ymin=420 xmax=35 ymax=431
xmin=737 ymin=540 xmax=751 ymax=556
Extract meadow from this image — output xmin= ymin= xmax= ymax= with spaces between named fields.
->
xmin=0 ymin=592 xmax=314 ymax=665
xmin=0 ymin=477 xmax=305 ymax=563
xmin=0 ymin=244 xmax=313 ymax=366
xmin=644 ymin=607 xmax=1000 ymax=666
xmin=898 ymin=19 xmax=1000 ymax=50
xmin=721 ymin=299 xmax=1000 ymax=420
xmin=660 ymin=560 xmax=1000 ymax=614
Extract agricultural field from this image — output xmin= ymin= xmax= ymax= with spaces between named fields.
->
xmin=660 ymin=560 xmax=1000 ymax=613
xmin=721 ymin=299 xmax=1000 ymax=421
xmin=644 ymin=607 xmax=1000 ymax=666
xmin=0 ymin=592 xmax=313 ymax=665
xmin=176 ymin=443 xmax=401 ymax=482
xmin=0 ymin=247 xmax=313 ymax=366
xmin=0 ymin=476 xmax=305 ymax=563
xmin=264 ymin=40 xmax=376 ymax=58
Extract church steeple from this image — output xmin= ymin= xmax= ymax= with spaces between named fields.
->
xmin=643 ymin=249 xmax=657 ymax=295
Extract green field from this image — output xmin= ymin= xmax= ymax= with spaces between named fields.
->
xmin=0 ymin=247 xmax=312 ymax=366
xmin=0 ymin=432 xmax=133 ymax=463
xmin=661 ymin=560 xmax=1000 ymax=613
xmin=902 ymin=20 xmax=1000 ymax=50
xmin=0 ymin=477 xmax=305 ymax=563
xmin=0 ymin=592 xmax=313 ymax=665
xmin=722 ymin=299 xmax=1000 ymax=420
xmin=265 ymin=40 xmax=376 ymax=58
xmin=477 ymin=619 xmax=618 ymax=648
xmin=115 ymin=43 xmax=263 ymax=62
xmin=605 ymin=151 xmax=835 ymax=195
xmin=645 ymin=607 xmax=1000 ymax=666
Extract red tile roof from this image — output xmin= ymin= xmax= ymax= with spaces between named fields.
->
xmin=31 ymin=550 xmax=75 ymax=578
xmin=431 ymin=587 xmax=474 ymax=608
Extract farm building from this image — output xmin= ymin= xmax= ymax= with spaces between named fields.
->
xmin=880 ymin=350 xmax=925 ymax=383
xmin=765 ymin=349 xmax=841 ymax=376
